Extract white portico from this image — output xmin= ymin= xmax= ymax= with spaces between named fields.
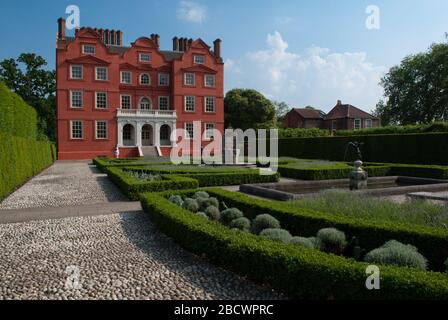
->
xmin=116 ymin=109 xmax=177 ymax=149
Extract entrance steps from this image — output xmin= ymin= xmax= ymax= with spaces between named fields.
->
xmin=141 ymin=146 xmax=160 ymax=157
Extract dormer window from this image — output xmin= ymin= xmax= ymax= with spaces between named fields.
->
xmin=194 ymin=55 xmax=205 ymax=64
xmin=139 ymin=53 xmax=151 ymax=62
xmin=82 ymin=45 xmax=96 ymax=55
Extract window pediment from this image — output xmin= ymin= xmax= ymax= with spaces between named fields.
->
xmin=67 ymin=55 xmax=110 ymax=65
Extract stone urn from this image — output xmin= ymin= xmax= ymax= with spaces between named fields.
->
xmin=349 ymin=160 xmax=368 ymax=190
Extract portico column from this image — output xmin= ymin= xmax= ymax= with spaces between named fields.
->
xmin=154 ymin=122 xmax=161 ymax=147
xmin=117 ymin=121 xmax=123 ymax=147
xmin=171 ymin=122 xmax=176 ymax=147
xmin=136 ymin=122 xmax=143 ymax=147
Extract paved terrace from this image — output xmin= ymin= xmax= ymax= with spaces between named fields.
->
xmin=0 ymin=161 xmax=283 ymax=300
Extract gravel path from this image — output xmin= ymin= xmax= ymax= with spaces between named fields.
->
xmin=0 ymin=161 xmax=126 ymax=210
xmin=0 ymin=212 xmax=284 ymax=300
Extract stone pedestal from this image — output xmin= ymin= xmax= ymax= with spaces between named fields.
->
xmin=349 ymin=160 xmax=368 ymax=190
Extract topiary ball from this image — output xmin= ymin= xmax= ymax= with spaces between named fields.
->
xmin=196 ymin=212 xmax=209 ymax=220
xmin=199 ymin=197 xmax=219 ymax=211
xmin=182 ymin=198 xmax=199 ymax=213
xmin=194 ymin=191 xmax=209 ymax=200
xmin=220 ymin=208 xmax=244 ymax=225
xmin=260 ymin=228 xmax=292 ymax=244
xmin=316 ymin=228 xmax=347 ymax=254
xmin=364 ymin=240 xmax=428 ymax=270
xmin=169 ymin=195 xmax=183 ymax=207
xmin=251 ymin=214 xmax=281 ymax=234
xmin=205 ymin=206 xmax=221 ymax=221
xmin=290 ymin=237 xmax=316 ymax=249
xmin=229 ymin=217 xmax=251 ymax=232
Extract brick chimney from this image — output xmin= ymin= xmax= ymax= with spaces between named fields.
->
xmin=178 ymin=38 xmax=184 ymax=52
xmin=117 ymin=31 xmax=123 ymax=46
xmin=173 ymin=37 xmax=179 ymax=51
xmin=110 ymin=30 xmax=116 ymax=45
xmin=337 ymin=100 xmax=342 ymax=105
xmin=154 ymin=34 xmax=160 ymax=48
xmin=213 ymin=39 xmax=222 ymax=59
xmin=187 ymin=38 xmax=193 ymax=50
xmin=57 ymin=18 xmax=66 ymax=39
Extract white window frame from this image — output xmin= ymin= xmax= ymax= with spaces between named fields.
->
xmin=120 ymin=95 xmax=132 ymax=109
xmin=139 ymin=97 xmax=152 ymax=110
xmin=70 ymin=90 xmax=83 ymax=108
xmin=70 ymin=65 xmax=83 ymax=80
xmin=204 ymin=123 xmax=215 ymax=140
xmin=95 ymin=66 xmax=108 ymax=81
xmin=158 ymin=96 xmax=169 ymax=110
xmin=184 ymin=96 xmax=196 ymax=112
xmin=194 ymin=55 xmax=205 ymax=64
xmin=82 ymin=44 xmax=96 ymax=55
xmin=140 ymin=73 xmax=151 ymax=85
xmin=95 ymin=120 xmax=108 ymax=140
xmin=204 ymin=96 xmax=216 ymax=113
xmin=158 ymin=73 xmax=170 ymax=86
xmin=95 ymin=92 xmax=108 ymax=109
xmin=184 ymin=73 xmax=195 ymax=86
xmin=139 ymin=53 xmax=151 ymax=62
xmin=70 ymin=120 xmax=83 ymax=139
xmin=354 ymin=118 xmax=362 ymax=130
xmin=204 ymin=74 xmax=215 ymax=88
xmin=184 ymin=123 xmax=194 ymax=140
xmin=120 ymin=71 xmax=132 ymax=84
xmin=365 ymin=118 xmax=373 ymax=129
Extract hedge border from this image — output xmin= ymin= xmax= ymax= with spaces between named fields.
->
xmin=140 ymin=189 xmax=448 ymax=299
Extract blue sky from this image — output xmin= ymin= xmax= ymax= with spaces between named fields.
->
xmin=1 ymin=0 xmax=447 ymax=112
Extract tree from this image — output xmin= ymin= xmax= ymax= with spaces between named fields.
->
xmin=374 ymin=42 xmax=448 ymax=125
xmin=0 ymin=53 xmax=56 ymax=140
xmin=272 ymin=100 xmax=290 ymax=126
xmin=224 ymin=89 xmax=276 ymax=130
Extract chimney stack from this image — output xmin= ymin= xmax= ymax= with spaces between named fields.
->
xmin=183 ymin=38 xmax=188 ymax=51
xmin=57 ymin=18 xmax=66 ymax=39
xmin=155 ymin=34 xmax=160 ymax=47
xmin=110 ymin=30 xmax=116 ymax=45
xmin=117 ymin=31 xmax=122 ymax=46
xmin=104 ymin=30 xmax=110 ymax=45
xmin=337 ymin=100 xmax=342 ymax=105
xmin=178 ymin=38 xmax=184 ymax=51
xmin=173 ymin=37 xmax=179 ymax=51
xmin=187 ymin=38 xmax=193 ymax=50
xmin=213 ymin=39 xmax=222 ymax=59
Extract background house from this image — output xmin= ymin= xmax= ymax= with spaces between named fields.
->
xmin=283 ymin=100 xmax=380 ymax=131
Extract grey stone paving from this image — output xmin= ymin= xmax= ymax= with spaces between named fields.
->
xmin=0 ymin=212 xmax=283 ymax=300
xmin=0 ymin=161 xmax=126 ymax=210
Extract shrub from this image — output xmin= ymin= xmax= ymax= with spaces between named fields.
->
xmin=199 ymin=197 xmax=219 ymax=211
xmin=259 ymin=228 xmax=292 ymax=244
xmin=229 ymin=217 xmax=251 ymax=232
xmin=290 ymin=237 xmax=316 ymax=249
xmin=194 ymin=191 xmax=210 ymax=199
xmin=364 ymin=240 xmax=428 ymax=271
xmin=196 ymin=212 xmax=209 ymax=220
xmin=169 ymin=195 xmax=184 ymax=207
xmin=220 ymin=208 xmax=244 ymax=226
xmin=205 ymin=206 xmax=221 ymax=221
xmin=316 ymin=228 xmax=347 ymax=254
xmin=252 ymin=214 xmax=281 ymax=235
xmin=445 ymin=258 xmax=448 ymax=273
xmin=182 ymin=198 xmax=199 ymax=213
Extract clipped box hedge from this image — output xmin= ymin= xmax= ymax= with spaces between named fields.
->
xmin=278 ymin=133 xmax=448 ymax=165
xmin=140 ymin=189 xmax=448 ymax=299
xmin=0 ymin=133 xmax=55 ymax=200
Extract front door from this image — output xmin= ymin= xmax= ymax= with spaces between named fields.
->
xmin=142 ymin=125 xmax=153 ymax=146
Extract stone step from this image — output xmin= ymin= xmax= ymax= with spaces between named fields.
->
xmin=141 ymin=146 xmax=159 ymax=157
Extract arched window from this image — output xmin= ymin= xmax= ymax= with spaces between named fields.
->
xmin=123 ymin=124 xmax=135 ymax=146
xmin=139 ymin=97 xmax=151 ymax=110
xmin=160 ymin=125 xmax=171 ymax=146
xmin=140 ymin=73 xmax=150 ymax=85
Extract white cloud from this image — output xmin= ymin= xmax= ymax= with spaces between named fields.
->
xmin=177 ymin=1 xmax=206 ymax=24
xmin=225 ymin=31 xmax=387 ymax=113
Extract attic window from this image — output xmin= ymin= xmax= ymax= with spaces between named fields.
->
xmin=82 ymin=45 xmax=96 ymax=55
xmin=139 ymin=53 xmax=151 ymax=62
xmin=194 ymin=55 xmax=205 ymax=64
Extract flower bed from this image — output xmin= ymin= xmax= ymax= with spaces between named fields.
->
xmin=140 ymin=189 xmax=448 ymax=299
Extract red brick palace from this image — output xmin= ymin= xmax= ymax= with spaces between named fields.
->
xmin=56 ymin=18 xmax=224 ymax=160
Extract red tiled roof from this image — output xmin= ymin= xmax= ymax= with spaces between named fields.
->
xmin=293 ymin=108 xmax=325 ymax=119
xmin=326 ymin=103 xmax=378 ymax=120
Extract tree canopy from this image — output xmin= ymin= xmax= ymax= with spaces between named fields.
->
xmin=375 ymin=42 xmax=448 ymax=125
xmin=0 ymin=53 xmax=55 ymax=140
xmin=224 ymin=89 xmax=276 ymax=130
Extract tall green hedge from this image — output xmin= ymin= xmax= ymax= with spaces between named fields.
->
xmin=0 ymin=133 xmax=55 ymax=200
xmin=278 ymin=133 xmax=448 ymax=165
xmin=0 ymin=82 xmax=37 ymax=139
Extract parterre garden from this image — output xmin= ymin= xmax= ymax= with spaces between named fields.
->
xmin=95 ymin=154 xmax=448 ymax=299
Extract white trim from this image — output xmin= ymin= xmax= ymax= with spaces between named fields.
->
xmin=354 ymin=118 xmax=362 ymax=130
xmin=194 ymin=55 xmax=205 ymax=64
xmin=82 ymin=44 xmax=96 ymax=55
xmin=138 ymin=96 xmax=152 ymax=110
xmin=184 ymin=122 xmax=194 ymax=140
xmin=158 ymin=73 xmax=170 ymax=86
xmin=204 ymin=96 xmax=216 ymax=113
xmin=184 ymin=96 xmax=196 ymax=112
xmin=95 ymin=120 xmax=108 ymax=139
xmin=70 ymin=120 xmax=83 ymax=139
xmin=365 ymin=118 xmax=373 ymax=129
xmin=70 ymin=65 xmax=83 ymax=80
xmin=120 ymin=71 xmax=132 ymax=84
xmin=139 ymin=73 xmax=151 ymax=86
xmin=120 ymin=94 xmax=132 ymax=109
xmin=204 ymin=74 xmax=215 ymax=88
xmin=70 ymin=90 xmax=83 ymax=108
xmin=95 ymin=66 xmax=108 ymax=81
xmin=139 ymin=53 xmax=151 ymax=62
xmin=184 ymin=72 xmax=195 ymax=86
xmin=95 ymin=92 xmax=108 ymax=109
